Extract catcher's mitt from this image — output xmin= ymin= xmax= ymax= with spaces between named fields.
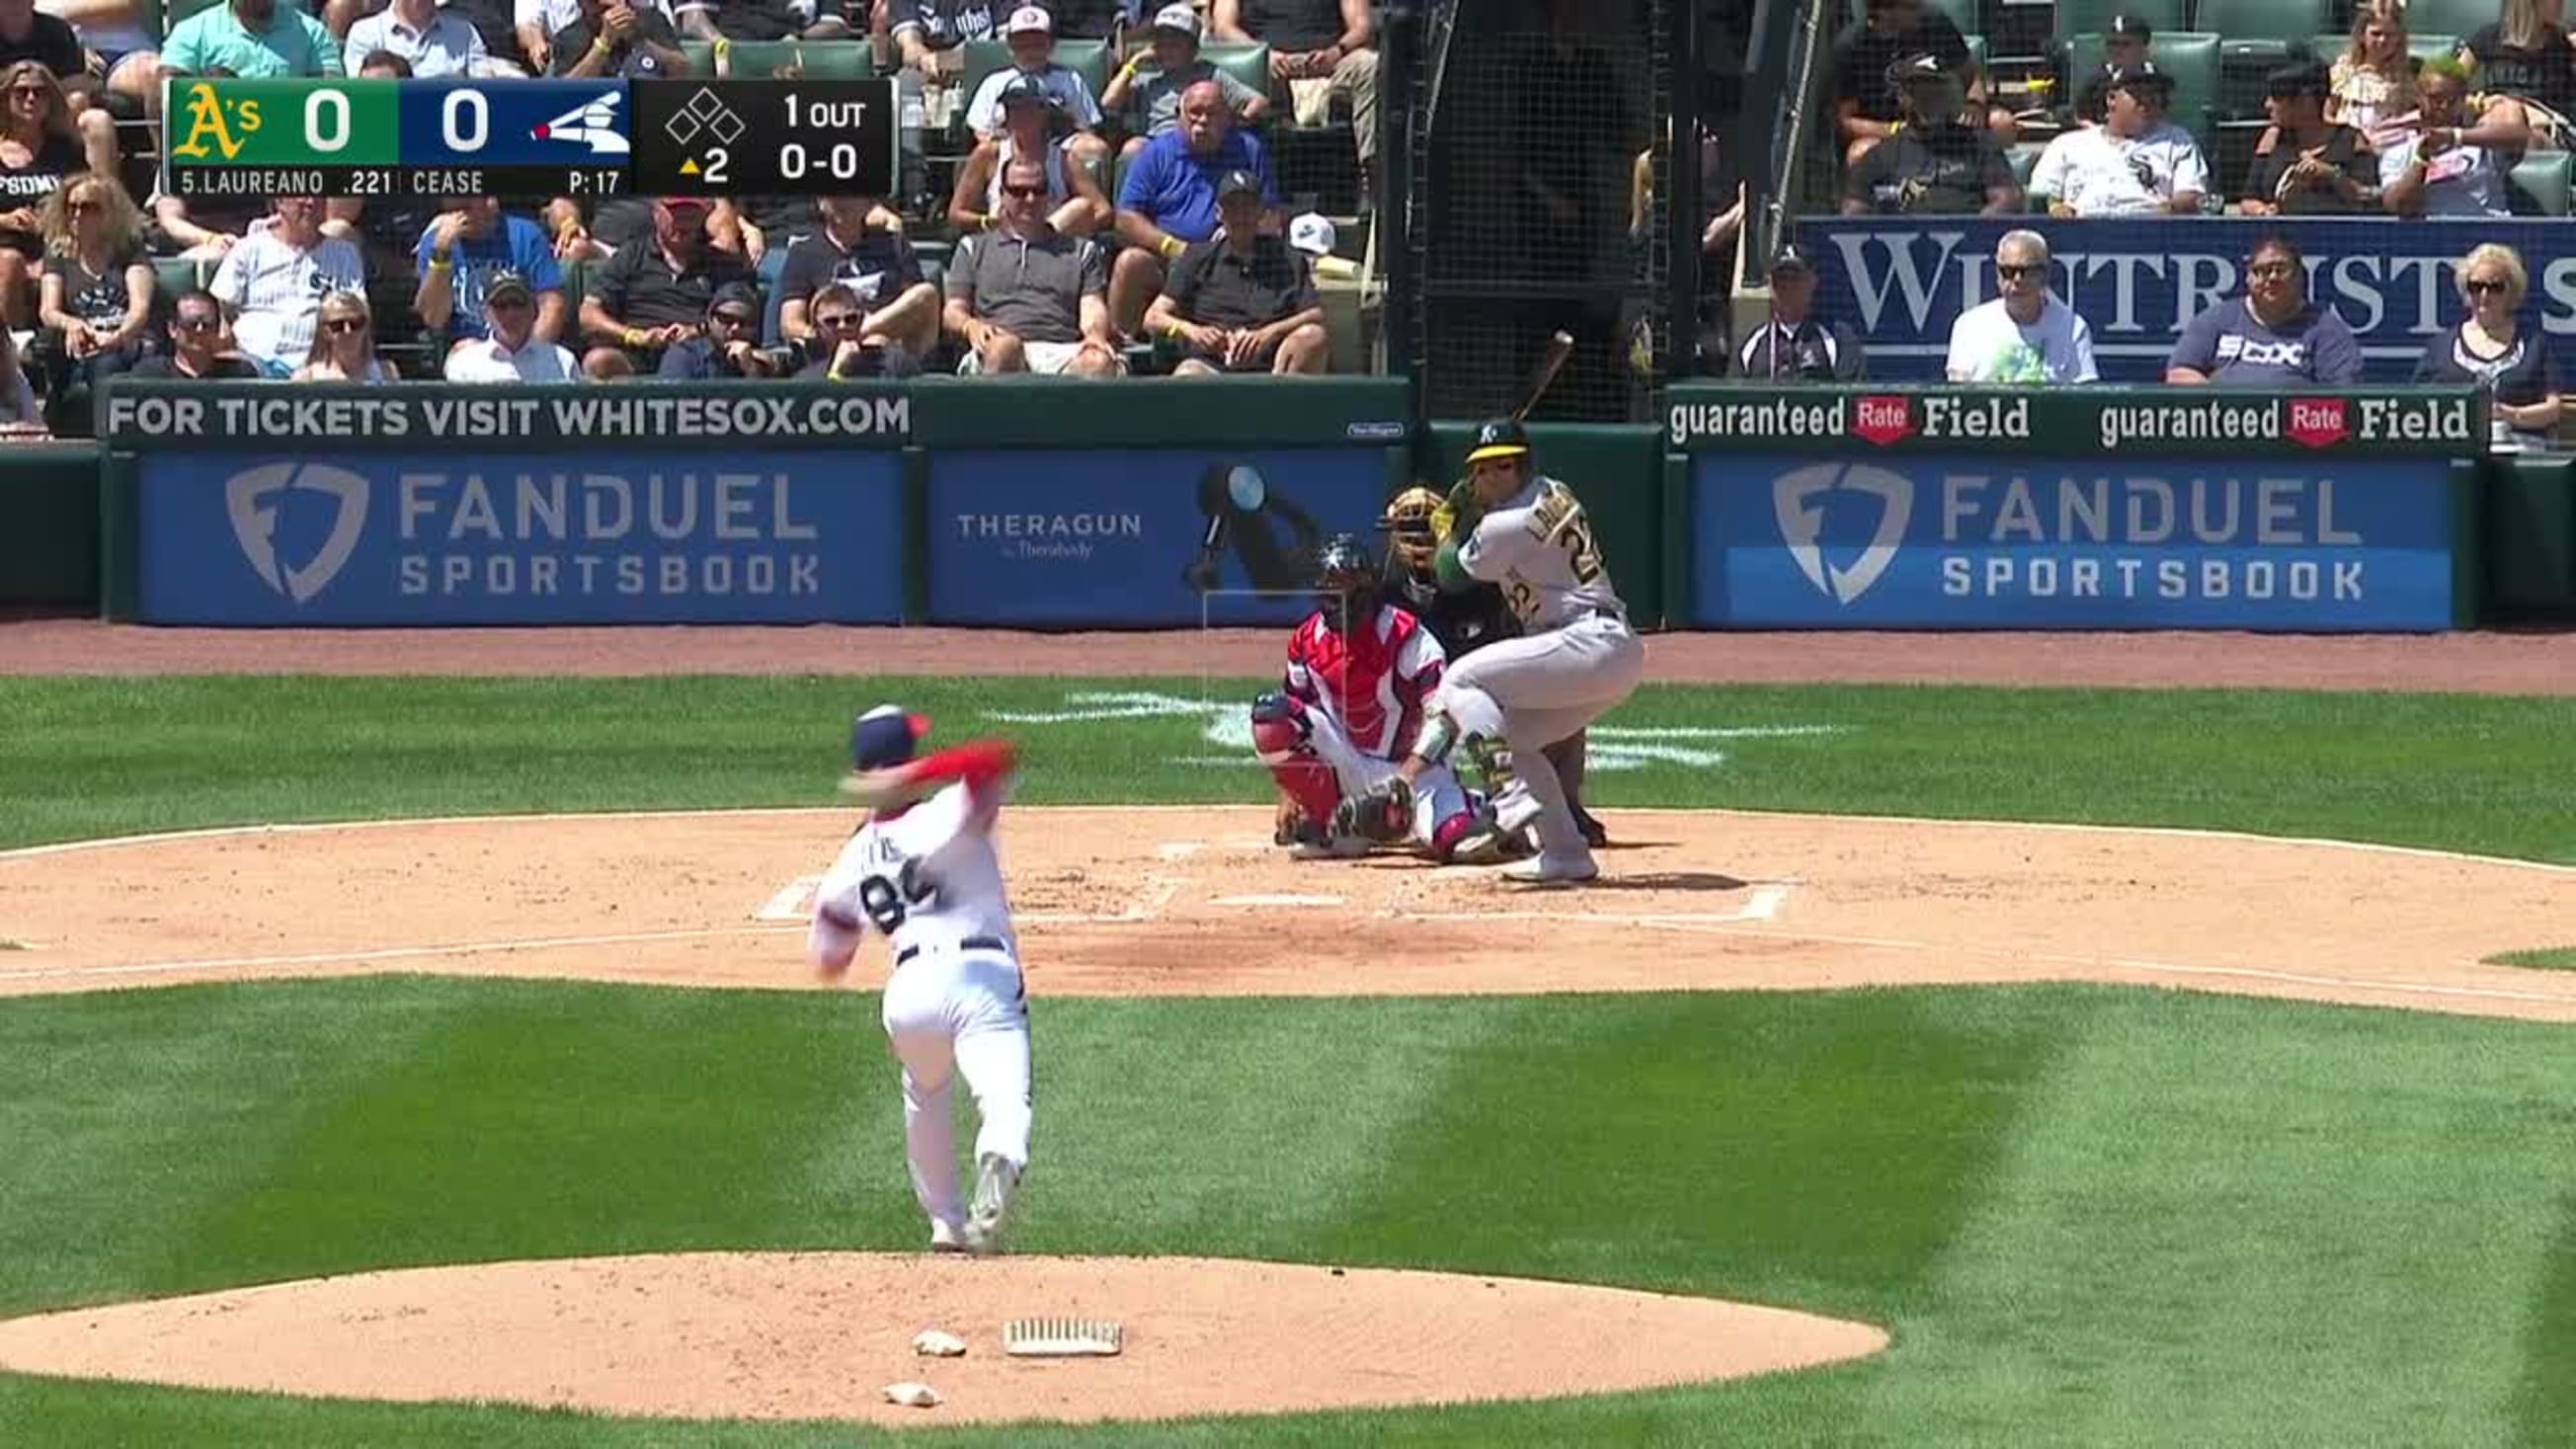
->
xmin=1331 ymin=776 xmax=1414 ymax=845
xmin=1380 ymin=485 xmax=1446 ymax=573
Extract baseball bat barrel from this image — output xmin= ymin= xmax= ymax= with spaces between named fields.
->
xmin=1513 ymin=330 xmax=1577 ymax=422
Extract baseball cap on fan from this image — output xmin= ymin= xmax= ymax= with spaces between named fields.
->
xmin=1151 ymin=2 xmax=1201 ymax=37
xmin=1006 ymin=4 xmax=1052 ymax=35
xmin=1287 ymin=211 xmax=1336 ymax=258
xmin=850 ymin=704 xmax=930 ymax=772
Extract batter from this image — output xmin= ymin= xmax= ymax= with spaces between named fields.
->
xmin=1361 ymin=419 xmax=1646 ymax=884
xmin=809 ymin=705 xmax=1032 ymax=1255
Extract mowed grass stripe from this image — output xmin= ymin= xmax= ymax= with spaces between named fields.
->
xmin=2515 ymin=1191 xmax=2576 ymax=1447
xmin=0 ymin=982 xmax=477 ymax=1316
xmin=1859 ymin=989 xmax=2576 ymax=1445
xmin=2 ymin=678 xmax=2571 ymax=860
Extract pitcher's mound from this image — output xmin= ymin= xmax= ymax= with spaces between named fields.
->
xmin=0 ymin=1252 xmax=1887 ymax=1426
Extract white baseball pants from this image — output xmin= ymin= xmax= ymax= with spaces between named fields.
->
xmin=1434 ymin=613 xmax=1644 ymax=855
xmin=880 ymin=946 xmax=1031 ymax=1235
xmin=1302 ymin=699 xmax=1474 ymax=851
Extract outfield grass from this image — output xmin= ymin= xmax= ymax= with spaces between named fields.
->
xmin=2491 ymin=948 xmax=2576 ymax=971
xmin=0 ymin=978 xmax=2571 ymax=1447
xmin=3 ymin=677 xmax=2573 ymax=861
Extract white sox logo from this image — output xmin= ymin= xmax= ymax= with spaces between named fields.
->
xmin=1773 ymin=462 xmax=1912 ymax=605
xmin=225 ymin=463 xmax=370 ymax=604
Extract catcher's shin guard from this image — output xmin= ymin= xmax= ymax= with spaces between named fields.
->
xmin=1251 ymin=702 xmax=1342 ymax=834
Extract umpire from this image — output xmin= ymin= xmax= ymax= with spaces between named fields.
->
xmin=1379 ymin=472 xmax=1609 ymax=849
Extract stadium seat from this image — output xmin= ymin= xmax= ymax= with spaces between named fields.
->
xmin=163 ymin=0 xmax=242 ymax=28
xmin=152 ymin=258 xmax=205 ymax=304
xmin=1847 ymin=0 xmax=1981 ymax=37
xmin=681 ymin=39 xmax=717 ymax=75
xmin=719 ymin=40 xmax=877 ymax=78
xmin=2198 ymin=0 xmax=2328 ymax=66
xmin=957 ymin=38 xmax=1111 ymax=137
xmin=2066 ymin=30 xmax=2218 ymax=135
xmin=2007 ymin=139 xmax=2047 ymax=191
xmin=2401 ymin=0 xmax=2499 ymax=42
xmin=2511 ymin=148 xmax=2573 ymax=215
xmin=1199 ymin=41 xmax=1271 ymax=100
xmin=2053 ymin=0 xmax=2183 ymax=43
xmin=1966 ymin=34 xmax=1988 ymax=73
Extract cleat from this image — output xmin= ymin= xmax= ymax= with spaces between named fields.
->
xmin=1502 ymin=851 xmax=1599 ymax=885
xmin=1284 ymin=819 xmax=1369 ymax=859
xmin=1573 ymin=807 xmax=1609 ymax=848
xmin=929 ymin=1219 xmax=966 ymax=1254
xmin=963 ymin=1153 xmax=1020 ymax=1255
xmin=1490 ymin=784 xmax=1542 ymax=837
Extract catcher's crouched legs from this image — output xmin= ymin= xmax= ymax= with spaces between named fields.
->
xmin=1252 ymin=695 xmax=1365 ymax=858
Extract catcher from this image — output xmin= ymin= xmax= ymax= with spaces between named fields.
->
xmin=1251 ymin=534 xmax=1507 ymax=863
xmin=1380 ymin=480 xmax=1609 ymax=850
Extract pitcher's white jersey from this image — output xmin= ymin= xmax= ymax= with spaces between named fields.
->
xmin=1457 ymin=473 xmax=1627 ymax=631
xmin=811 ymin=778 xmax=1018 ymax=966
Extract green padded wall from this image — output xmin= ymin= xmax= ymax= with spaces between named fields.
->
xmin=0 ymin=444 xmax=102 ymax=607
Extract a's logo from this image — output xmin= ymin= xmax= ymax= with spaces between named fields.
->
xmin=531 ymin=89 xmax=630 ymax=155
xmin=225 ymin=463 xmax=370 ymax=604
xmin=2288 ymin=397 xmax=2350 ymax=449
xmin=168 ymin=83 xmax=259 ymax=160
xmin=1773 ymin=462 xmax=1913 ymax=604
xmin=1853 ymin=394 xmax=1914 ymax=447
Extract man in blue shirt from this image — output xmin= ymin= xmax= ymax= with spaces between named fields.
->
xmin=416 ymin=197 xmax=566 ymax=349
xmin=1110 ymin=77 xmax=1277 ymax=337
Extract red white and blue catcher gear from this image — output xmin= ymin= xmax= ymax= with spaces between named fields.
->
xmin=1253 ymin=602 xmax=1487 ymax=860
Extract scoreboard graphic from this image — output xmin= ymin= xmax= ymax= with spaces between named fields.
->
xmin=164 ymin=77 xmax=897 ymax=200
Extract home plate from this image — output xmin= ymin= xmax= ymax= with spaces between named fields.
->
xmin=1209 ymin=893 xmax=1347 ymax=909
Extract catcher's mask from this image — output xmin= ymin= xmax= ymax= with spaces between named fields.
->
xmin=1380 ymin=486 xmax=1443 ymax=575
xmin=1314 ymin=532 xmax=1379 ymax=622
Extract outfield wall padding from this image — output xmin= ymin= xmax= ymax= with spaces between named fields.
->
xmin=0 ymin=443 xmax=100 ymax=607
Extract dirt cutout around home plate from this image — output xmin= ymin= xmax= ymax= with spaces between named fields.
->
xmin=0 ymin=1253 xmax=1887 ymax=1426
xmin=1 ymin=806 xmax=2570 ymax=1020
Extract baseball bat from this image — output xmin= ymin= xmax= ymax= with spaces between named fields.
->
xmin=1512 ymin=330 xmax=1576 ymax=422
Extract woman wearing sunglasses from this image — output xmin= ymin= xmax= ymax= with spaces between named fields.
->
xmin=35 ymin=174 xmax=154 ymax=435
xmin=2415 ymin=244 xmax=2563 ymax=450
xmin=0 ymin=60 xmax=119 ymax=329
xmin=292 ymin=290 xmax=399 ymax=383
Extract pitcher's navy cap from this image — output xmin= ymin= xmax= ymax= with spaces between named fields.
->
xmin=850 ymin=704 xmax=929 ymax=771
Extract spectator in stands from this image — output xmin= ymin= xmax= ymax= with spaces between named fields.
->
xmin=890 ymin=0 xmax=1002 ymax=83
xmin=1210 ymin=0 xmax=1375 ymax=185
xmin=1831 ymin=0 xmax=2011 ymax=167
xmin=1113 ymin=79 xmax=1277 ymax=337
xmin=549 ymin=0 xmax=690 ymax=76
xmin=2071 ymin=14 xmax=2153 ymax=126
xmin=516 ymin=0 xmax=599 ymax=73
xmin=1945 ymin=229 xmax=2095 ymax=384
xmin=417 ymin=197 xmax=567 ymax=350
xmin=2238 ymin=61 xmax=2379 ymax=215
xmin=658 ymin=281 xmax=794 ymax=375
xmin=130 ymin=288 xmax=261 ymax=378
xmin=35 ymin=173 xmax=151 ymax=419
xmin=2460 ymin=0 xmax=2576 ymax=125
xmin=291 ymin=289 xmax=396 ymax=382
xmin=774 ymin=193 xmax=938 ymax=356
xmin=2328 ymin=0 xmax=2416 ymax=145
xmin=1731 ymin=241 xmax=1866 ymax=381
xmin=580 ymin=197 xmax=754 ymax=376
xmin=1104 ymin=3 xmax=1265 ymax=158
xmin=1 ymin=60 xmax=116 ymax=327
xmin=444 ymin=269 xmax=582 ymax=381
xmin=2381 ymin=57 xmax=2527 ymax=217
xmin=2165 ymin=234 xmax=2361 ymax=385
xmin=799 ymin=280 xmax=923 ymax=376
xmin=943 ymin=152 xmax=1121 ymax=375
xmin=675 ymin=0 xmax=851 ymax=44
xmin=2032 ymin=62 xmax=2208 ymax=215
xmin=1 ymin=0 xmax=86 ymax=100
xmin=0 ymin=324 xmax=45 ymax=438
xmin=160 ymin=0 xmax=343 ymax=77
xmin=949 ymin=73 xmax=1112 ymax=237
xmin=1841 ymin=53 xmax=2021 ymax=216
xmin=209 ymin=195 xmax=367 ymax=375
xmin=963 ymin=7 xmax=1105 ymax=159
xmin=343 ymin=0 xmax=486 ymax=76
xmin=2418 ymin=243 xmax=2562 ymax=449
xmin=1145 ymin=167 xmax=1327 ymax=376
xmin=42 ymin=0 xmax=164 ymax=114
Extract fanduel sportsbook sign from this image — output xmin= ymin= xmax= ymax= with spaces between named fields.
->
xmin=1795 ymin=216 xmax=2576 ymax=383
xmin=1666 ymin=386 xmax=2484 ymax=456
xmin=1689 ymin=452 xmax=2459 ymax=630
